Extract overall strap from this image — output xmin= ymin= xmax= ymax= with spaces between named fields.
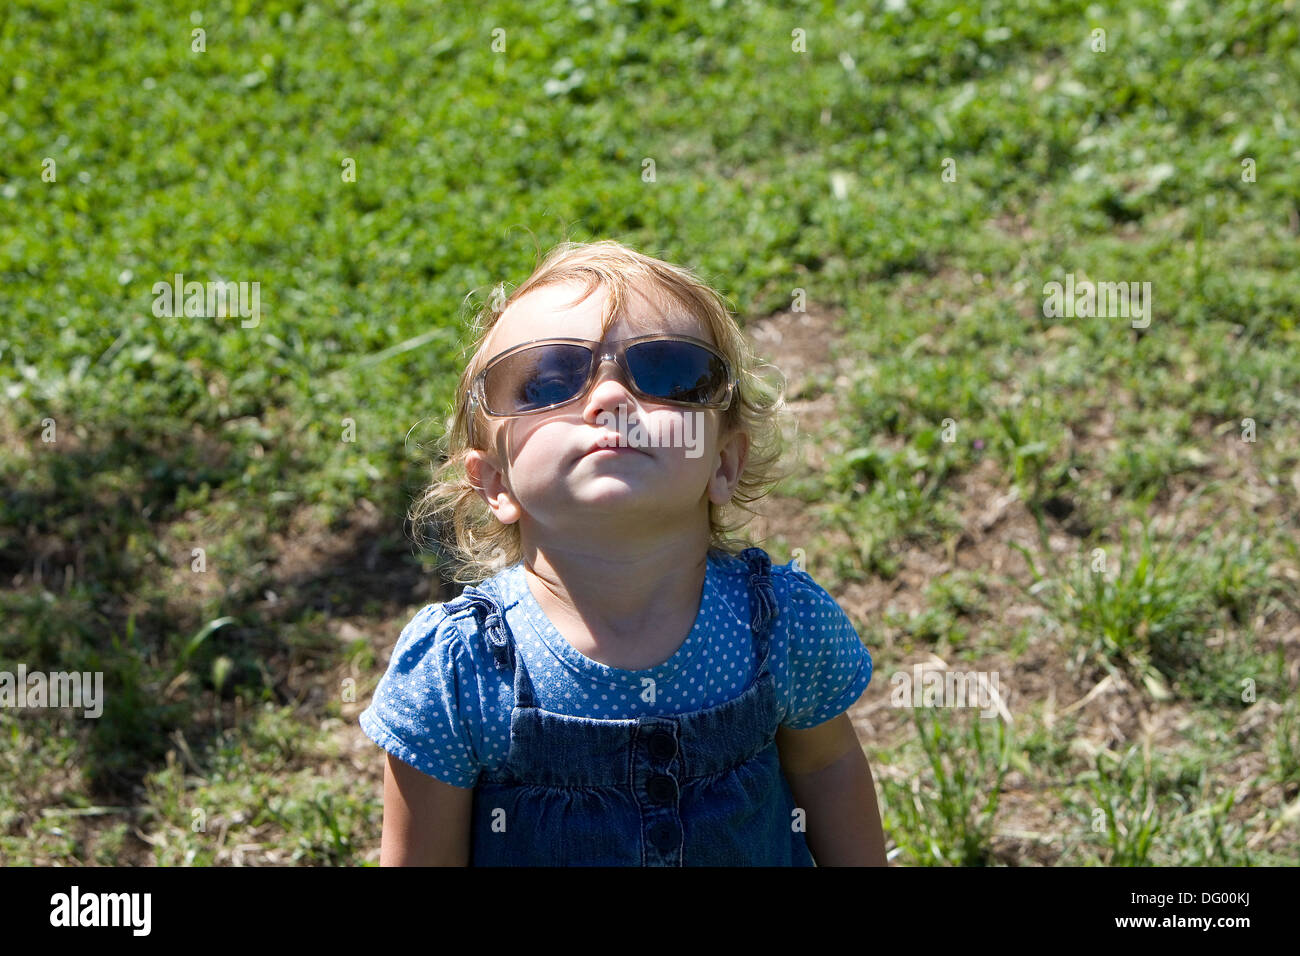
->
xmin=739 ymin=547 xmax=778 ymax=672
xmin=443 ymin=580 xmax=540 ymax=709
xmin=444 ymin=584 xmax=514 ymax=673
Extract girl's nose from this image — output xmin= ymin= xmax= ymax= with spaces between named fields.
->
xmin=584 ymin=356 xmax=638 ymax=414
xmin=591 ymin=354 xmax=628 ymax=387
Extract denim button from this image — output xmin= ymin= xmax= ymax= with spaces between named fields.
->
xmin=646 ymin=773 xmax=677 ymax=803
xmin=648 ymin=820 xmax=678 ymax=854
xmin=647 ymin=730 xmax=676 ymax=761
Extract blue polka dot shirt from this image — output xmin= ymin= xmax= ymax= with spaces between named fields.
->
xmin=359 ymin=551 xmax=873 ymax=788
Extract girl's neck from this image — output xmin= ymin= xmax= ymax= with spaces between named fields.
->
xmin=521 ymin=536 xmax=711 ymax=668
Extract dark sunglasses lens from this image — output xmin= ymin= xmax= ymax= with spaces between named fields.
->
xmin=483 ymin=344 xmax=591 ymax=413
xmin=626 ymin=341 xmax=727 ymax=404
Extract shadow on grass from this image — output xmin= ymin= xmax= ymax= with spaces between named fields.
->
xmin=1 ymin=420 xmax=455 ymax=806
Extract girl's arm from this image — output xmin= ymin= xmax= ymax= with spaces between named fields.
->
xmin=777 ymin=713 xmax=888 ymax=866
xmin=379 ymin=753 xmax=475 ymax=866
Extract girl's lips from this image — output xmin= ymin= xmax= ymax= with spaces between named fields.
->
xmin=579 ymin=435 xmax=650 ymax=459
xmin=583 ymin=445 xmax=647 ymax=459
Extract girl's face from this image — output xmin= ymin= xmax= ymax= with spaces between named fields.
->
xmin=464 ymin=280 xmax=748 ymax=551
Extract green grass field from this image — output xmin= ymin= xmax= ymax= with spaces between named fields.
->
xmin=1 ymin=0 xmax=1297 ymax=865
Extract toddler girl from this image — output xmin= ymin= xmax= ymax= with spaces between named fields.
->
xmin=360 ymin=240 xmax=886 ymax=866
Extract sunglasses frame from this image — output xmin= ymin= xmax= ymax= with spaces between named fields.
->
xmin=467 ymin=333 xmax=736 ymax=443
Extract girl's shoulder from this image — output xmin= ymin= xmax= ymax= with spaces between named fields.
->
xmin=389 ymin=587 xmax=502 ymax=667
xmin=772 ymin=562 xmax=848 ymax=623
xmin=709 ymin=548 xmax=854 ymax=641
xmin=712 ymin=546 xmax=839 ymax=605
xmin=385 ymin=601 xmax=470 ymax=668
xmin=394 ymin=569 xmax=526 ymax=665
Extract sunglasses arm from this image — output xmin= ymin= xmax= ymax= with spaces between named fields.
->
xmin=466 ymin=388 xmax=480 ymax=446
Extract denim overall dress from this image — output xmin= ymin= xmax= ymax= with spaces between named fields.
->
xmin=442 ymin=548 xmax=817 ymax=867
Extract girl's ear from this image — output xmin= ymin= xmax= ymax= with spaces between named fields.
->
xmin=707 ymin=426 xmax=749 ymax=505
xmin=466 ymin=449 xmax=523 ymax=524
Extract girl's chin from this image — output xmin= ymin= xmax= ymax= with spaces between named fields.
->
xmin=535 ymin=487 xmax=690 ymax=514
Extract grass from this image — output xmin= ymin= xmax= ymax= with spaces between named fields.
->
xmin=877 ymin=708 xmax=1011 ymax=866
xmin=2 ymin=0 xmax=1298 ymax=864
xmin=1008 ymin=514 xmax=1288 ymax=704
xmin=1060 ymin=744 xmax=1257 ymax=866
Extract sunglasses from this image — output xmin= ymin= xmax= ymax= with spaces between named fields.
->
xmin=467 ymin=333 xmax=735 ymax=437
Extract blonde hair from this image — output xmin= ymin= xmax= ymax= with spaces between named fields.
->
xmin=409 ymin=239 xmax=792 ymax=585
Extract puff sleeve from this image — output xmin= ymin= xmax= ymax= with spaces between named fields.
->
xmin=776 ymin=563 xmax=874 ymax=729
xmin=359 ymin=603 xmax=483 ymax=788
